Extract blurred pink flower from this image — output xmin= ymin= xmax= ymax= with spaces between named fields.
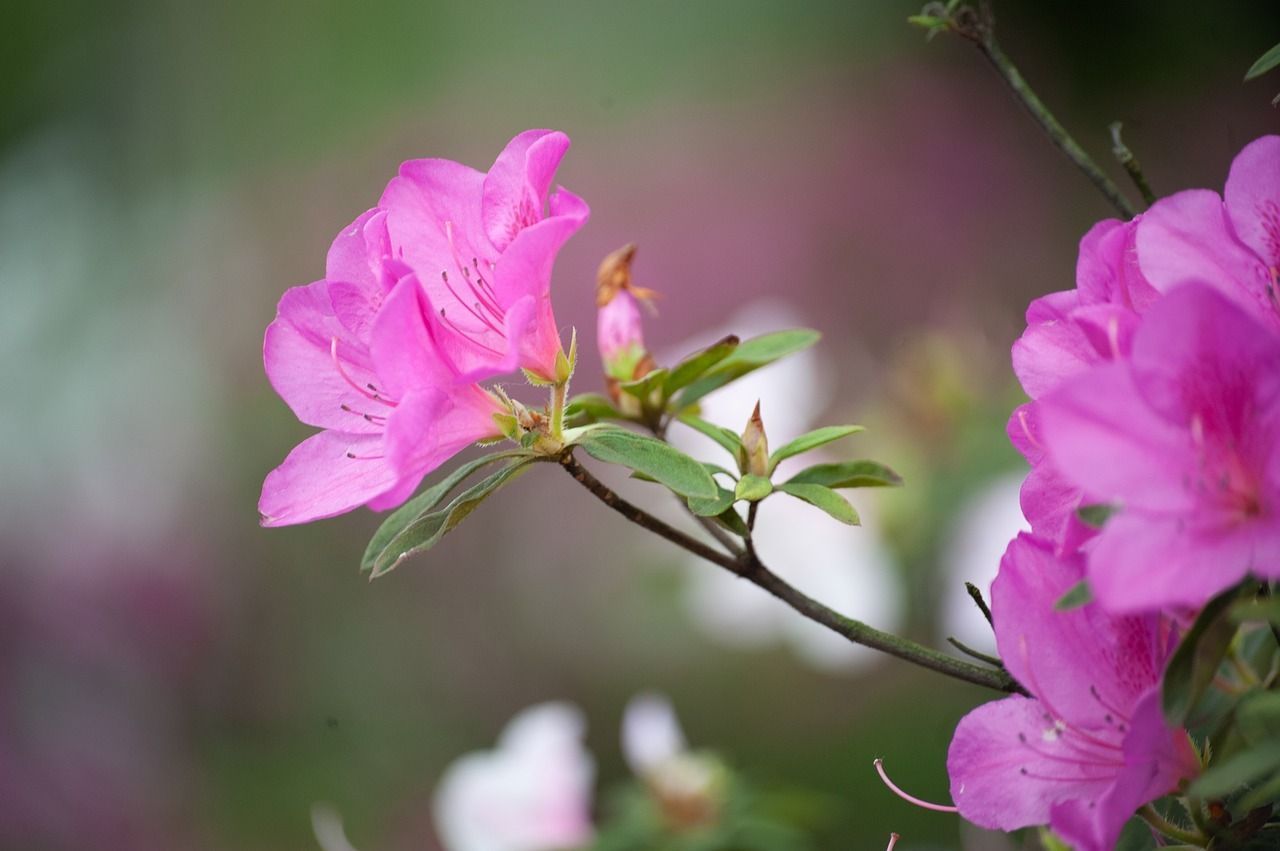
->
xmin=947 ymin=534 xmax=1197 ymax=851
xmin=621 ymin=693 xmax=687 ymax=778
xmin=380 ymin=130 xmax=589 ymax=382
xmin=1136 ymin=135 xmax=1280 ymax=331
xmin=1038 ymin=284 xmax=1280 ymax=612
xmin=432 ymin=703 xmax=595 ymax=851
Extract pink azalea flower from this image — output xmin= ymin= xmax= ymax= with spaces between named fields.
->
xmin=1009 ymin=220 xmax=1149 ymax=552
xmin=947 ymin=534 xmax=1198 ymax=851
xmin=1038 ymin=284 xmax=1280 ymax=611
xmin=379 ymin=129 xmax=589 ymax=382
xmin=259 ymin=220 xmax=505 ymax=527
xmin=1136 ymin=135 xmax=1280 ymax=331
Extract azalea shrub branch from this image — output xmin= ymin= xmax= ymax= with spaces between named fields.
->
xmin=916 ymin=2 xmax=1136 ymax=218
xmin=560 ymin=451 xmax=1027 ymax=696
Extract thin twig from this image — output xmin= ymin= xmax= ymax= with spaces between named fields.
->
xmin=964 ymin=581 xmax=994 ymax=626
xmin=947 ymin=636 xmax=1005 ymax=668
xmin=947 ymin=3 xmax=1136 ymax=219
xmin=562 ymin=451 xmax=1027 ymax=695
xmin=1109 ymin=121 xmax=1157 ymax=206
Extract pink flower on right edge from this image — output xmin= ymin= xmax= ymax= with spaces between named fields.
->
xmin=1037 ymin=284 xmax=1280 ymax=612
xmin=947 ymin=534 xmax=1198 ymax=851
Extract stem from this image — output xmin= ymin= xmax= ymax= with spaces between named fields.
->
xmin=949 ymin=4 xmax=1136 ymax=218
xmin=1138 ymin=805 xmax=1206 ymax=847
xmin=550 ymin=381 xmax=568 ymax=442
xmin=947 ymin=636 xmax=1004 ymax=668
xmin=964 ymin=581 xmax=994 ymax=627
xmin=562 ymin=452 xmax=1027 ymax=695
xmin=1109 ymin=121 xmax=1157 ymax=206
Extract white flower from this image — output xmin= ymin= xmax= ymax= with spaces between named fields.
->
xmin=621 ymin=692 xmax=687 ymax=777
xmin=432 ymin=703 xmax=595 ymax=851
xmin=939 ymin=473 xmax=1028 ymax=655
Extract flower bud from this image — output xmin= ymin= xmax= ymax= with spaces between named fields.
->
xmin=596 ymin=244 xmax=659 ymax=385
xmin=738 ymin=402 xmax=770 ymax=478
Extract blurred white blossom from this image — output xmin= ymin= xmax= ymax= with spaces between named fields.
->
xmin=432 ymin=702 xmax=595 ymax=851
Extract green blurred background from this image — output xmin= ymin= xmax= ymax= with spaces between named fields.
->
xmin=3 ymin=1 xmax=1277 ymax=848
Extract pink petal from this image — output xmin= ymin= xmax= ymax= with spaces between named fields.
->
xmin=1012 ymin=291 xmax=1093 ymax=399
xmin=1076 ymin=218 xmax=1158 ymax=312
xmin=381 ymin=157 xmax=493 ymax=287
xmin=259 ymin=431 xmax=397 ymax=527
xmin=1137 ymin=189 xmax=1278 ymax=327
xmin=1224 ymin=135 xmax=1280 ymax=269
xmin=1040 ymin=364 xmax=1197 ymax=514
xmin=382 ymin=386 xmax=503 ymax=483
xmin=993 ymin=535 xmax=1164 ymax=729
xmin=482 ymin=130 xmax=571 ymax=251
xmin=263 ymin=280 xmax=382 ymax=434
xmin=1086 ymin=512 xmax=1265 ymax=613
xmin=1050 ymin=689 xmax=1197 ymax=851
xmin=947 ymin=695 xmax=1114 ymax=832
xmin=368 ymin=274 xmax=460 ymax=397
xmin=325 ymin=208 xmax=393 ymax=292
xmin=491 ymin=187 xmax=589 ymax=308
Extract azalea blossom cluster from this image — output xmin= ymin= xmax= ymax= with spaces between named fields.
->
xmin=260 ymin=130 xmax=587 ymax=527
xmin=936 ymin=136 xmax=1280 ymax=848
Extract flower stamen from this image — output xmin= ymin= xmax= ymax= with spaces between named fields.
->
xmin=873 ymin=759 xmax=959 ymax=813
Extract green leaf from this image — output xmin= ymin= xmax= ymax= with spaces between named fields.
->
xmin=1231 ymin=597 xmax=1280 ymax=626
xmin=361 ymin=450 xmax=531 ymax=571
xmin=369 ymin=459 xmax=540 ymax=576
xmin=735 ymin=474 xmax=773 ymax=501
xmin=776 ymin=482 xmax=859 ymax=525
xmin=1054 ymin=580 xmax=1093 ymax=611
xmin=618 ymin=367 xmax=669 ymax=400
xmin=676 ymin=413 xmax=744 ymax=458
xmin=1238 ymin=690 xmax=1280 ymax=747
xmin=1245 ymin=40 xmax=1280 ymax=80
xmin=1162 ymin=589 xmax=1240 ymax=725
xmin=1238 ymin=770 xmax=1280 ymax=813
xmin=578 ymin=430 xmax=718 ymax=500
xmin=714 ymin=506 xmax=750 ymax=537
xmin=1076 ymin=503 xmax=1118 ymax=529
xmin=1188 ymin=743 xmax=1280 ymax=798
xmin=663 ymin=335 xmax=739 ymax=396
xmin=767 ymin=425 xmax=864 ymax=473
xmin=688 ymin=486 xmax=736 ymax=517
xmin=784 ymin=460 xmax=903 ymax=489
xmin=674 ymin=329 xmax=821 ymax=408
xmin=565 ymin=393 xmax=621 ymax=421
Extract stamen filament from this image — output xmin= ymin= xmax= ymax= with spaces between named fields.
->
xmin=331 ymin=338 xmax=397 ymax=407
xmin=873 ymin=759 xmax=959 ymax=813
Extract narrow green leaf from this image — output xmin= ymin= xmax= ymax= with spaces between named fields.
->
xmin=688 ymin=486 xmax=736 ymax=517
xmin=1238 ymin=691 xmax=1280 ymax=747
xmin=735 ymin=474 xmax=773 ymax=501
xmin=713 ymin=506 xmax=750 ymax=537
xmin=784 ymin=460 xmax=903 ymax=489
xmin=1231 ymin=597 xmax=1280 ymax=625
xmin=565 ymin=393 xmax=621 ymax=421
xmin=361 ymin=450 xmax=530 ymax=571
xmin=663 ymin=335 xmax=739 ymax=396
xmin=618 ymin=367 xmax=669 ymax=400
xmin=776 ymin=482 xmax=859 ymax=525
xmin=767 ymin=425 xmax=864 ymax=473
xmin=578 ymin=430 xmax=718 ymax=500
xmin=1238 ymin=769 xmax=1280 ymax=813
xmin=370 ymin=459 xmax=539 ymax=576
xmin=1245 ymin=41 xmax=1280 ymax=80
xmin=1076 ymin=503 xmax=1118 ymax=529
xmin=1054 ymin=580 xmax=1093 ymax=611
xmin=676 ymin=413 xmax=744 ymax=458
xmin=1162 ymin=589 xmax=1240 ymax=725
xmin=675 ymin=329 xmax=821 ymax=408
xmin=1188 ymin=744 xmax=1280 ymax=798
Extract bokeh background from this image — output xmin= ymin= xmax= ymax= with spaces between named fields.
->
xmin=4 ymin=1 xmax=1277 ymax=848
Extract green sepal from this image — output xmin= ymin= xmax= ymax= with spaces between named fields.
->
xmin=522 ymin=367 xmax=557 ymax=387
xmin=767 ymin=425 xmax=864 ymax=474
xmin=555 ymin=328 xmax=577 ymax=385
xmin=784 ymin=460 xmax=902 ymax=489
xmin=775 ymin=482 xmax=859 ymax=525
